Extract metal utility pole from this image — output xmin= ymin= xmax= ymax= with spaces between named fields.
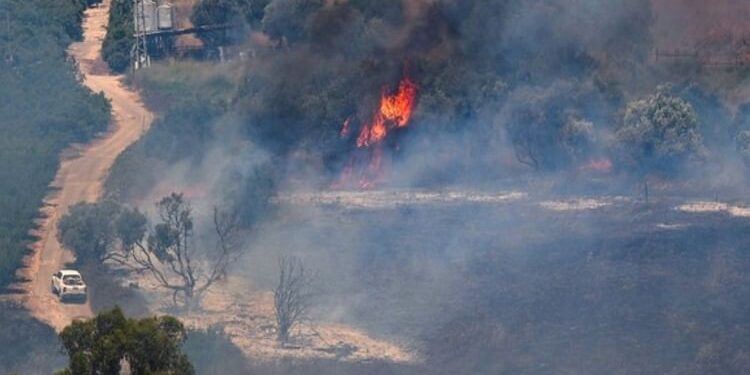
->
xmin=133 ymin=0 xmax=150 ymax=70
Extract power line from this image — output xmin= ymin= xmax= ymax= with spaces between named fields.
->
xmin=132 ymin=0 xmax=150 ymax=71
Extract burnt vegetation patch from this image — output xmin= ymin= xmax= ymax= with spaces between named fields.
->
xmin=407 ymin=206 xmax=750 ymax=374
xmin=235 ymin=200 xmax=750 ymax=374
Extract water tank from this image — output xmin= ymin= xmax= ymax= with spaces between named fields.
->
xmin=157 ymin=4 xmax=174 ymax=30
xmin=134 ymin=0 xmax=158 ymax=33
xmin=143 ymin=0 xmax=158 ymax=32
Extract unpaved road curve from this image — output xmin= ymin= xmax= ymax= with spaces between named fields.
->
xmin=18 ymin=0 xmax=152 ymax=331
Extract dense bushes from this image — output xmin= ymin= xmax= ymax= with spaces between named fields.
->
xmin=59 ymin=307 xmax=193 ymax=374
xmin=0 ymin=0 xmax=108 ymax=371
xmin=0 ymin=302 xmax=65 ymax=374
xmin=615 ymin=86 xmax=706 ymax=175
xmin=183 ymin=328 xmax=252 ymax=374
xmin=102 ymin=0 xmax=134 ymax=72
xmin=106 ymin=0 xmax=750 ymax=187
xmin=0 ymin=0 xmax=110 ymax=288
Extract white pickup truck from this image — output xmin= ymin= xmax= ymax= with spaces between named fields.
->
xmin=51 ymin=269 xmax=87 ymax=302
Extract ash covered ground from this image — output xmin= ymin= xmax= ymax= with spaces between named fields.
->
xmin=236 ymin=189 xmax=750 ymax=374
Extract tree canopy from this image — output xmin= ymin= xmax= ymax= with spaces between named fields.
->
xmin=58 ymin=307 xmax=194 ymax=375
xmin=615 ymin=86 xmax=705 ymax=175
xmin=58 ymin=201 xmax=125 ymax=264
xmin=101 ymin=0 xmax=134 ymax=72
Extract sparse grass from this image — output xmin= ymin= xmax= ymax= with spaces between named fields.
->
xmin=105 ymin=61 xmax=244 ymax=202
xmin=131 ymin=61 xmax=243 ymax=112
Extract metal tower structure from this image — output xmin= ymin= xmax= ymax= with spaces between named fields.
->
xmin=133 ymin=0 xmax=150 ymax=70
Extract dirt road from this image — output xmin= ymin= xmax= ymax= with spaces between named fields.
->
xmin=19 ymin=0 xmax=153 ymax=331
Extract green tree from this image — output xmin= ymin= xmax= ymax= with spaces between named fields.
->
xmin=101 ymin=0 xmax=134 ymax=72
xmin=191 ymin=0 xmax=273 ymax=28
xmin=127 ymin=193 xmax=243 ymax=308
xmin=57 ymin=201 xmax=122 ymax=263
xmin=190 ymin=0 xmax=271 ymax=48
xmin=56 ymin=194 xmax=244 ymax=309
xmin=57 ymin=201 xmax=147 ymax=265
xmin=615 ymin=86 xmax=705 ymax=175
xmin=59 ymin=307 xmax=194 ymax=375
xmin=190 ymin=0 xmax=236 ymax=48
xmin=503 ymin=83 xmax=600 ymax=171
xmin=116 ymin=206 xmax=149 ymax=251
xmin=261 ymin=0 xmax=323 ymax=45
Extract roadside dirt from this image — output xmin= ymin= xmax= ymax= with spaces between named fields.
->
xmin=16 ymin=0 xmax=153 ymax=332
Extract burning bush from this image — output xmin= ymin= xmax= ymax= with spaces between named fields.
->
xmin=336 ymin=75 xmax=418 ymax=188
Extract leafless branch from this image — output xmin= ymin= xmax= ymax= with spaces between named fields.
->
xmin=274 ymin=256 xmax=313 ymax=344
xmin=111 ymin=193 xmax=246 ymax=310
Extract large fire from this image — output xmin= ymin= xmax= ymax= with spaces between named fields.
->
xmin=336 ymin=76 xmax=418 ymax=189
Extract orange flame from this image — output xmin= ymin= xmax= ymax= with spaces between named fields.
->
xmin=356 ymin=78 xmax=418 ymax=148
xmin=580 ymin=158 xmax=613 ymax=173
xmin=340 ymin=117 xmax=352 ymax=138
xmin=380 ymin=78 xmax=417 ymax=127
xmin=335 ymin=76 xmax=418 ymax=189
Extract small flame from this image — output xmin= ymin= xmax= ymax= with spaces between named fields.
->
xmin=340 ymin=117 xmax=352 ymax=138
xmin=580 ymin=158 xmax=613 ymax=173
xmin=357 ymin=116 xmax=387 ymax=147
xmin=335 ymin=75 xmax=418 ymax=189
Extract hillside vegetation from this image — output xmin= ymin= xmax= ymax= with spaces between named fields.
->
xmin=104 ymin=0 xmax=750 ymax=199
xmin=0 ymin=0 xmax=110 ymax=288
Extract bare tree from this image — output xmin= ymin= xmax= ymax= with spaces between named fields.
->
xmin=122 ymin=193 xmax=243 ymax=309
xmin=274 ymin=256 xmax=312 ymax=344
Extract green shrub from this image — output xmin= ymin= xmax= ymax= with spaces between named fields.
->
xmin=102 ymin=0 xmax=134 ymax=72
